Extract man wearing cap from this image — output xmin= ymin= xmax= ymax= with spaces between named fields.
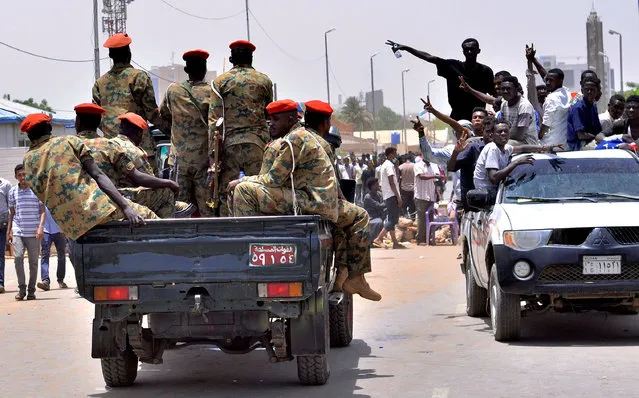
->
xmin=74 ymin=103 xmax=106 ymax=139
xmin=83 ymin=111 xmax=180 ymax=218
xmin=304 ymin=100 xmax=381 ymax=301
xmin=228 ymin=99 xmax=338 ymax=223
xmin=209 ymin=40 xmax=274 ymax=216
xmin=20 ymin=114 xmax=157 ymax=241
xmin=159 ymin=50 xmax=213 ymax=216
xmin=93 ymin=33 xmax=168 ymax=165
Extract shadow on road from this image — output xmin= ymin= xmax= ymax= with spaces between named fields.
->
xmin=88 ymin=339 xmax=392 ymax=397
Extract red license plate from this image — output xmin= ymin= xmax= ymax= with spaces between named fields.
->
xmin=250 ymin=244 xmax=297 ymax=266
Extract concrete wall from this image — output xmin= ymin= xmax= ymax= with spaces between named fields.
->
xmin=0 ymin=147 xmax=27 ymax=183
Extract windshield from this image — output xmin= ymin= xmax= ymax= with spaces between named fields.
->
xmin=502 ymin=157 xmax=639 ymax=203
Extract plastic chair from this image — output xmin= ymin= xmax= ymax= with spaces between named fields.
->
xmin=425 ymin=204 xmax=459 ymax=246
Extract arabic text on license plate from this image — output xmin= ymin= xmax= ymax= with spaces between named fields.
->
xmin=250 ymin=244 xmax=297 ymax=267
xmin=582 ymin=255 xmax=622 ymax=275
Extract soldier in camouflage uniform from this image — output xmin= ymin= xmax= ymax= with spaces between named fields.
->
xmin=209 ymin=40 xmax=273 ymax=216
xmin=304 ymin=100 xmax=381 ymax=302
xmin=228 ymin=100 xmax=338 ymax=223
xmin=159 ymin=49 xmax=213 ymax=216
xmin=19 ymin=114 xmax=155 ymax=241
xmin=73 ymin=103 xmax=104 ymax=139
xmin=92 ymin=33 xmax=169 ymax=167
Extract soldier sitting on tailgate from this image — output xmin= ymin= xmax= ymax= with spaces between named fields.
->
xmin=20 ymin=114 xmax=156 ymax=241
xmin=303 ymin=100 xmax=381 ymax=301
xmin=75 ymin=107 xmax=188 ymax=218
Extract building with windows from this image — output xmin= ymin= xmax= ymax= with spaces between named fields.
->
xmin=0 ymin=98 xmax=75 ymax=148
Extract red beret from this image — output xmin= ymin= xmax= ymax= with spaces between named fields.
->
xmin=103 ymin=33 xmax=132 ymax=49
xmin=304 ymin=100 xmax=333 ymax=116
xmin=266 ymin=100 xmax=299 ymax=116
xmin=230 ymin=40 xmax=256 ymax=52
xmin=117 ymin=112 xmax=148 ymax=131
xmin=182 ymin=49 xmax=210 ymax=61
xmin=20 ymin=113 xmax=52 ymax=133
xmin=74 ymin=103 xmax=106 ymax=115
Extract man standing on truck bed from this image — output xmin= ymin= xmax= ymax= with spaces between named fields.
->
xmin=76 ymin=107 xmax=183 ymax=218
xmin=93 ymin=33 xmax=169 ymax=168
xmin=209 ymin=40 xmax=273 ymax=216
xmin=228 ymin=99 xmax=338 ymax=223
xmin=159 ymin=49 xmax=213 ymax=217
xmin=20 ymin=113 xmax=157 ymax=241
xmin=304 ymin=100 xmax=382 ymax=301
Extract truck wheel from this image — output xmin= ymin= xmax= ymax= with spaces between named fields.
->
xmin=466 ymin=257 xmax=488 ymax=317
xmin=297 ymin=355 xmax=330 ymax=386
xmin=489 ymin=266 xmax=521 ymax=342
xmin=330 ymin=292 xmax=353 ymax=347
xmin=101 ymin=348 xmax=138 ymax=387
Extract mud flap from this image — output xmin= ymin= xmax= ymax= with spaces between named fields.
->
xmin=91 ymin=318 xmax=126 ymax=358
xmin=289 ymin=288 xmax=329 ymax=356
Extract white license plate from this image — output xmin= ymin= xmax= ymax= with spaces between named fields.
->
xmin=582 ymin=255 xmax=622 ymax=275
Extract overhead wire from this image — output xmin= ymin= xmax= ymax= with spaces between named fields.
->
xmin=0 ymin=40 xmax=108 ymax=63
xmin=131 ymin=60 xmax=176 ymax=84
xmin=328 ymin=61 xmax=347 ymax=99
xmin=158 ymin=0 xmax=244 ymax=21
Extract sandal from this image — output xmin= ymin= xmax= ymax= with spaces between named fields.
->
xmin=372 ymin=240 xmax=386 ymax=249
xmin=15 ymin=292 xmax=26 ymax=301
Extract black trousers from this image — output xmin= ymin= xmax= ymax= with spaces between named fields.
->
xmin=400 ymin=189 xmax=416 ymax=217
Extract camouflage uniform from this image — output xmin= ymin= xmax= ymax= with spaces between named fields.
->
xmin=92 ymin=63 xmax=168 ymax=157
xmin=308 ymin=128 xmax=372 ymax=276
xmin=159 ymin=80 xmax=213 ymax=216
xmin=23 ymin=135 xmax=157 ymax=240
xmin=233 ymin=124 xmax=338 ymax=222
xmin=209 ymin=66 xmax=273 ymax=216
xmin=77 ymin=130 xmax=100 ymax=139
xmin=86 ymin=137 xmax=175 ymax=218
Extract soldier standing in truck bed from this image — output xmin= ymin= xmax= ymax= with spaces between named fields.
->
xmin=92 ymin=33 xmax=169 ymax=169
xmin=208 ymin=40 xmax=273 ymax=216
xmin=159 ymin=49 xmax=213 ymax=217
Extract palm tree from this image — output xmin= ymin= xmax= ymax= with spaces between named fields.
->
xmin=338 ymin=96 xmax=372 ymax=132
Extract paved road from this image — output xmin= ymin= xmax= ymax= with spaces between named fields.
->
xmin=2 ymin=244 xmax=639 ymax=397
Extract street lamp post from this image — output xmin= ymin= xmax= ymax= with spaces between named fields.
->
xmin=324 ymin=28 xmax=336 ymax=104
xmin=609 ymin=29 xmax=623 ymax=95
xmin=427 ymin=79 xmax=435 ymax=140
xmin=370 ymin=52 xmax=379 ymax=153
xmin=401 ymin=69 xmax=410 ymax=152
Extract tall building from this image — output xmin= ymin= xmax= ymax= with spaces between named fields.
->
xmin=365 ymin=90 xmax=384 ymax=116
xmin=149 ymin=64 xmax=217 ymax=104
xmin=586 ymin=9 xmax=609 ymax=107
xmin=537 ymin=55 xmax=613 ymax=97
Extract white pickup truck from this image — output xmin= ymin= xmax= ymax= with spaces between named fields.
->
xmin=461 ymin=149 xmax=639 ymax=341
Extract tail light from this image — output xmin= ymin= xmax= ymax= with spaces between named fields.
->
xmin=257 ymin=282 xmax=303 ymax=298
xmin=94 ymin=286 xmax=138 ymax=301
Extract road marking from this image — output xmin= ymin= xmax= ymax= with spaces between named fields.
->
xmin=432 ymin=387 xmax=449 ymax=398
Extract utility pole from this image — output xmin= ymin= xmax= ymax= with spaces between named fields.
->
xmin=609 ymin=29 xmax=623 ymax=94
xmin=324 ymin=28 xmax=336 ymax=104
xmin=370 ymin=52 xmax=379 ymax=153
xmin=245 ymin=0 xmax=251 ymax=41
xmin=401 ymin=69 xmax=410 ymax=151
xmin=93 ymin=0 xmax=101 ymax=81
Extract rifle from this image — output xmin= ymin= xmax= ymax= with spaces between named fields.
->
xmin=207 ymin=83 xmax=226 ymax=210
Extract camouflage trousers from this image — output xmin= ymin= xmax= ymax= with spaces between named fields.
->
xmin=334 ymin=200 xmax=372 ymax=276
xmin=176 ymin=162 xmax=213 ymax=217
xmin=104 ymin=199 xmax=159 ymax=222
xmin=118 ymin=187 xmax=175 ymax=218
xmin=232 ymin=182 xmax=308 ymax=217
xmin=219 ymin=143 xmax=264 ymax=217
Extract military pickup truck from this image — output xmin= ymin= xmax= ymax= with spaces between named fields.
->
xmin=70 ymin=215 xmax=353 ymax=387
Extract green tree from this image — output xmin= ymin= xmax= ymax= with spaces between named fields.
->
xmin=375 ymin=106 xmax=402 ymax=130
xmin=624 ymin=82 xmax=639 ymax=97
xmin=12 ymin=97 xmax=55 ymax=113
xmin=337 ymin=96 xmax=372 ymax=131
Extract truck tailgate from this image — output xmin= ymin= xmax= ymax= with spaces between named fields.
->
xmin=70 ymin=216 xmax=329 ymax=299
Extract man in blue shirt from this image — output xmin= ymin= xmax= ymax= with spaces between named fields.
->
xmin=37 ymin=207 xmax=68 ymax=291
xmin=567 ymin=77 xmax=602 ymax=151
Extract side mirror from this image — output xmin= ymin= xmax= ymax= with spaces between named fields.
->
xmin=466 ymin=189 xmax=490 ymax=211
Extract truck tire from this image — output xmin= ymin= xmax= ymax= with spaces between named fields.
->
xmin=489 ymin=266 xmax=521 ymax=342
xmin=330 ymin=292 xmax=353 ymax=347
xmin=101 ymin=348 xmax=138 ymax=387
xmin=297 ymin=355 xmax=330 ymax=386
xmin=465 ymin=257 xmax=488 ymax=317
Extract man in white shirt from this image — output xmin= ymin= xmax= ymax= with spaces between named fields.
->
xmin=373 ymin=147 xmax=405 ymax=249
xmin=539 ymin=69 xmax=571 ymax=147
xmin=473 ymin=121 xmax=534 ymax=201
xmin=0 ymin=176 xmax=11 ymax=293
xmin=414 ymin=157 xmax=441 ymax=245
xmin=353 ymin=160 xmax=363 ymax=204
xmin=499 ymin=76 xmax=539 ymax=146
xmin=598 ymin=94 xmax=626 ymax=137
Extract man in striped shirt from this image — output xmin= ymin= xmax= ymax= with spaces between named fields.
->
xmin=7 ymin=164 xmax=45 ymax=301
